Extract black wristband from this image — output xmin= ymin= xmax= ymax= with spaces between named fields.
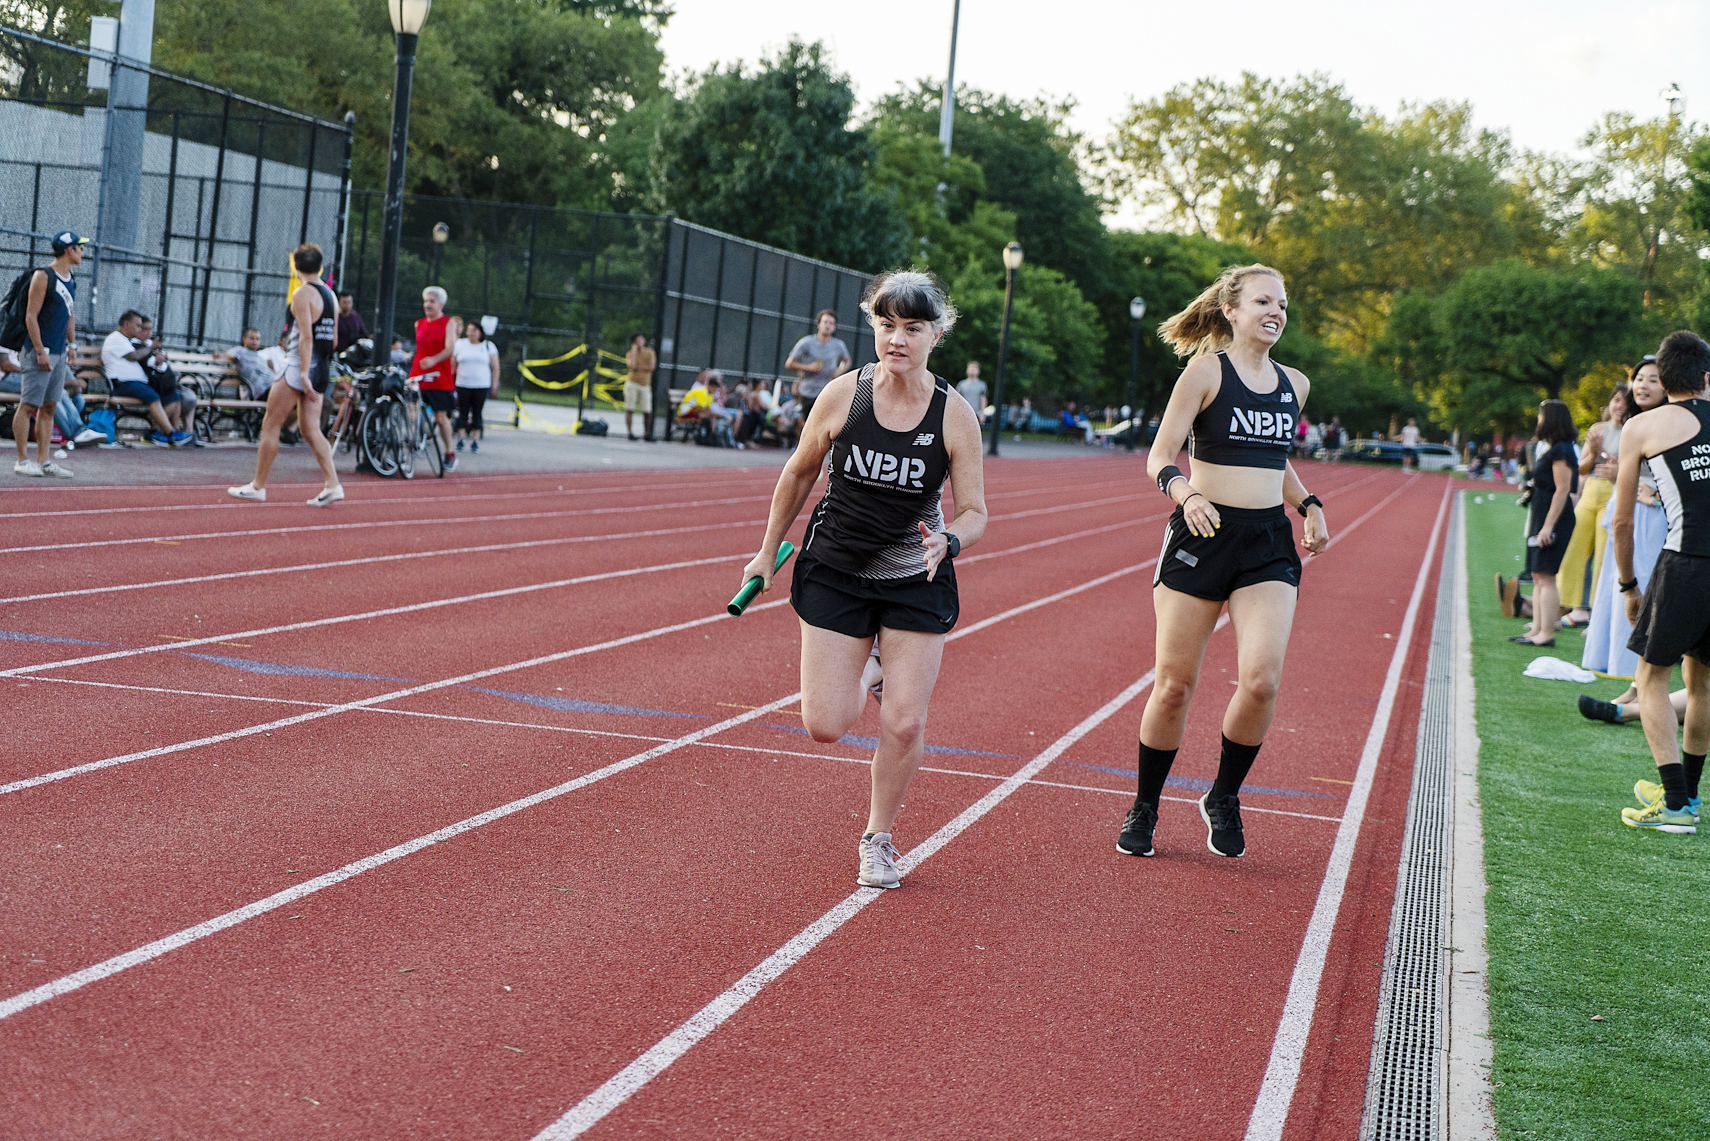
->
xmin=1619 ymin=578 xmax=1638 ymax=593
xmin=1156 ymin=464 xmax=1186 ymax=497
xmin=1297 ymin=495 xmax=1322 ymax=517
xmin=941 ymin=532 xmax=960 ymax=559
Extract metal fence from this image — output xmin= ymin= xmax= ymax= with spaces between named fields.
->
xmin=0 ymin=25 xmax=352 ymax=348
xmin=346 ymin=195 xmax=878 ymax=435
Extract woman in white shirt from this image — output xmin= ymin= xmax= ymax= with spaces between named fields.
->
xmin=452 ymin=321 xmax=500 ymax=453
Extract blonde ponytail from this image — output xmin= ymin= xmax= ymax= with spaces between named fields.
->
xmin=1156 ymin=263 xmax=1286 ymax=358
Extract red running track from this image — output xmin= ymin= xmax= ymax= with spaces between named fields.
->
xmin=0 ymin=457 xmax=1447 ymax=1139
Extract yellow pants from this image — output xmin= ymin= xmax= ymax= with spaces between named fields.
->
xmin=1558 ymin=477 xmax=1612 ymax=611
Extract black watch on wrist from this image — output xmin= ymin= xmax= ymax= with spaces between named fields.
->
xmin=941 ymin=532 xmax=960 ymax=559
xmin=1619 ymin=578 xmax=1639 ymax=593
xmin=1297 ymin=495 xmax=1323 ymax=517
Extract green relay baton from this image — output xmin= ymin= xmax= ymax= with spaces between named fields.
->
xmin=728 ymin=541 xmax=795 ymax=616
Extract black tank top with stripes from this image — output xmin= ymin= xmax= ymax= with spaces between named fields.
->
xmin=803 ymin=364 xmax=952 ymax=579
xmin=1648 ymin=398 xmax=1710 ymax=557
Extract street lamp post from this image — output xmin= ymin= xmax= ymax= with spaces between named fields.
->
xmin=1125 ymin=296 xmax=1145 ymax=451
xmin=371 ymin=0 xmax=432 ymax=397
xmin=988 ymin=241 xmax=1023 ymax=457
xmin=431 ymin=221 xmax=449 ymax=285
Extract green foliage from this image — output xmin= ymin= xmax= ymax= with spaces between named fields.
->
xmin=870 ymin=83 xmax=1109 ymax=295
xmin=648 ymin=39 xmax=906 ymax=272
xmin=937 ymin=260 xmax=1102 ymax=409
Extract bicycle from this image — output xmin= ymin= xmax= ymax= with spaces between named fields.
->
xmin=405 ymin=383 xmax=445 ymax=479
xmin=359 ymin=369 xmax=412 ymax=478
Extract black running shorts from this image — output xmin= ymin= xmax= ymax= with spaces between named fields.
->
xmin=1154 ymin=502 xmax=1301 ymax=602
xmin=420 ymin=388 xmax=456 ymax=415
xmin=1628 ymin=550 xmax=1710 ymax=666
xmin=790 ymin=555 xmax=958 ymax=639
xmin=1525 ymin=504 xmax=1576 ymax=576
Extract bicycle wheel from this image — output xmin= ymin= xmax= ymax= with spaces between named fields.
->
xmin=394 ymin=401 xmax=415 ymax=480
xmin=418 ymin=408 xmax=445 ymax=478
xmin=361 ymin=402 xmax=399 ymax=477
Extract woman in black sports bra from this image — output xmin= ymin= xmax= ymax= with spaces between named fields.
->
xmin=1116 ymin=264 xmax=1330 ymax=861
xmin=740 ymin=270 xmax=988 ymax=891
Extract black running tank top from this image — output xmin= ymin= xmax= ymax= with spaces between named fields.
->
xmin=1189 ymin=352 xmax=1299 ymax=470
xmin=804 ymin=364 xmax=952 ymax=579
xmin=1648 ymin=398 xmax=1710 ymax=556
xmin=284 ymin=282 xmax=339 ymax=364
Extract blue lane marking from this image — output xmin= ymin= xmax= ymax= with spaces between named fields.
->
xmin=182 ymin=653 xmax=416 ymax=681
xmin=765 ymin=723 xmax=1014 ymax=758
xmin=468 ymin=688 xmax=703 ymax=719
xmin=0 ymin=629 xmax=109 ymax=645
xmin=1065 ymin=761 xmax=1333 ymax=799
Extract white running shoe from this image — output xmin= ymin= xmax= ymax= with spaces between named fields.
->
xmin=39 ymin=461 xmax=74 ymax=478
xmin=226 ymin=483 xmax=265 ymax=502
xmin=857 ymin=832 xmax=902 ymax=889
xmin=862 ymin=647 xmax=884 ymax=704
xmin=13 ymin=460 xmax=43 ymax=477
xmin=307 ymin=485 xmax=345 ymax=508
xmin=73 ymin=428 xmax=105 ymax=445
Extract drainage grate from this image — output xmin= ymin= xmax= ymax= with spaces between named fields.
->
xmin=1360 ymin=496 xmax=1460 ymax=1141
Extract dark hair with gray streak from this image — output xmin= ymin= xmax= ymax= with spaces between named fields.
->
xmin=861 ymin=269 xmax=957 ymax=335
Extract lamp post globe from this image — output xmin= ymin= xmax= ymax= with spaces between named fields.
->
xmin=989 ymin=242 xmax=1023 ymax=456
xmin=1125 ymin=296 xmax=1145 ymax=451
xmin=371 ymin=0 xmax=432 ymax=408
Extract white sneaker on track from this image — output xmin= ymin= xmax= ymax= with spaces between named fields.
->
xmin=39 ymin=460 xmax=74 ymax=478
xmin=857 ymin=832 xmax=902 ymax=889
xmin=307 ymin=485 xmax=345 ymax=508
xmin=226 ymin=483 xmax=265 ymax=502
xmin=13 ymin=460 xmax=43 ymax=477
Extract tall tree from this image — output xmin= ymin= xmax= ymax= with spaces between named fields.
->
xmin=649 ymin=39 xmax=906 ymax=272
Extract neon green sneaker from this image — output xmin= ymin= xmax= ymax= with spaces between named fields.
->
xmin=1622 ymin=798 xmax=1698 ymax=834
xmin=1633 ymin=780 xmax=1702 ymax=820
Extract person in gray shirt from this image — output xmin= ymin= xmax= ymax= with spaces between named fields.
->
xmin=956 ymin=360 xmax=987 ymax=424
xmin=785 ymin=309 xmax=851 ymax=415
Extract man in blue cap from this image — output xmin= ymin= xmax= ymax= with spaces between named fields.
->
xmin=12 ymin=231 xmax=87 ymax=477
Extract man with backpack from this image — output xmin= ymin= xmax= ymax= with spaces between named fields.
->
xmin=5 ymin=231 xmax=86 ymax=477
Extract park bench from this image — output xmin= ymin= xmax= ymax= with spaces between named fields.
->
xmin=163 ymin=349 xmax=267 ymax=441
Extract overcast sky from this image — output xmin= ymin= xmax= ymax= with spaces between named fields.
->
xmin=659 ymin=0 xmax=1710 ymax=226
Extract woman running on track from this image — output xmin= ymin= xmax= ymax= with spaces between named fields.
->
xmin=1117 ymin=263 xmax=1330 ymax=859
xmin=740 ymin=270 xmax=987 ymax=890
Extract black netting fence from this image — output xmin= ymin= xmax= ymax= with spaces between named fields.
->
xmin=0 ymin=25 xmax=351 ymax=348
xmin=346 ymin=197 xmax=876 ymax=436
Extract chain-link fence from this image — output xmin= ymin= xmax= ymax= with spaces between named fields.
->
xmin=0 ymin=25 xmax=352 ymax=348
xmin=346 ymin=196 xmax=877 ymax=436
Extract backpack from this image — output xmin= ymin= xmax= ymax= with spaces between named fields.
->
xmin=0 ymin=267 xmax=48 ymax=352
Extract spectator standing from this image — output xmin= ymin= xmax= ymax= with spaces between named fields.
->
xmin=1324 ymin=416 xmax=1344 ymax=462
xmin=1398 ymin=417 xmax=1421 ymax=472
xmin=100 ymin=310 xmax=189 ymax=449
xmin=1 ymin=349 xmax=102 ymax=448
xmin=623 ymin=332 xmax=656 ymax=440
xmin=785 ymin=309 xmax=850 ymax=419
xmin=956 ymin=361 xmax=987 ymax=424
xmin=1512 ymin=400 xmax=1578 ymax=647
xmin=335 ymin=292 xmax=368 ymax=356
xmin=1559 ymin=388 xmax=1626 ymax=626
xmin=11 ymin=231 xmax=89 ymax=476
xmin=452 ymin=320 xmax=499 ymax=454
xmin=408 ymin=286 xmax=461 ymax=472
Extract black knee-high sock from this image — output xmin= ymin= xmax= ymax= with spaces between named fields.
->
xmin=1658 ymin=763 xmax=1689 ymax=811
xmin=1210 ymin=735 xmax=1263 ymax=800
xmin=1682 ymin=752 xmax=1706 ymax=802
xmin=1134 ymin=741 xmax=1179 ymax=809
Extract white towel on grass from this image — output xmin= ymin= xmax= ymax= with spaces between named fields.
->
xmin=1524 ymin=656 xmax=1596 ymax=683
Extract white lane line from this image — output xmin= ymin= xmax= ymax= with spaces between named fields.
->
xmin=1243 ymin=479 xmax=1451 ymax=1141
xmin=0 ymin=520 xmax=759 ymax=607
xmin=0 ymin=694 xmax=806 ymax=1023
xmin=0 ymin=494 xmax=775 ymax=556
xmin=0 ymin=552 xmax=748 ymax=679
xmin=533 ymin=668 xmax=1160 ymax=1140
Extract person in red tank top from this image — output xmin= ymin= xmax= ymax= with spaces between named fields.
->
xmin=409 ymin=286 xmax=462 ymax=470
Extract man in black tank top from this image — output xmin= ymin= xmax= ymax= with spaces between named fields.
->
xmin=740 ymin=271 xmax=987 ymax=890
xmin=226 ymin=243 xmax=345 ymax=508
xmin=1614 ymin=330 xmax=1710 ymax=834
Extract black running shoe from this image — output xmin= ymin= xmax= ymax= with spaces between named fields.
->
xmin=1116 ymin=803 xmax=1158 ymax=857
xmin=1578 ymin=694 xmax=1623 ymax=725
xmin=1199 ymin=792 xmax=1245 ymax=857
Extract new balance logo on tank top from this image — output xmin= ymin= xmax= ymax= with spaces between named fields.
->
xmin=804 ymin=364 xmax=952 ymax=579
xmin=1647 ymin=398 xmax=1710 ymax=556
xmin=1189 ymin=351 xmax=1298 ymax=470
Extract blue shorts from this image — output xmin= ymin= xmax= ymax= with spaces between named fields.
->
xmin=110 ymin=379 xmax=177 ymax=406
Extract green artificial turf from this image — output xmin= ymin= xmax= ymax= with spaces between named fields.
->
xmin=1464 ymin=489 xmax=1707 ymax=1139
